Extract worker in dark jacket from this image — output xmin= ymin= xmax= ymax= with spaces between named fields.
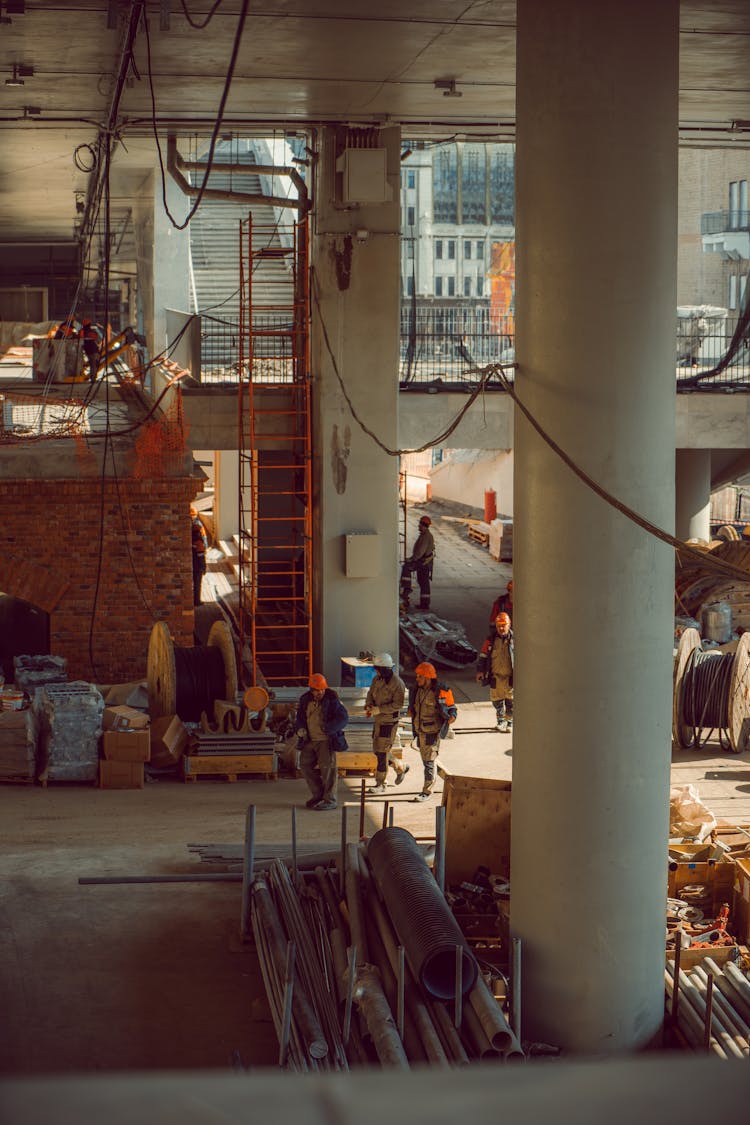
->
xmin=408 ymin=661 xmax=457 ymax=801
xmin=190 ymin=506 xmax=208 ymax=606
xmin=476 ymin=612 xmax=514 ymax=731
xmin=366 ymin=652 xmax=409 ymax=793
xmin=488 ymin=578 xmax=513 ymax=626
xmin=80 ymin=318 xmax=100 ymax=381
xmin=295 ymin=673 xmax=349 ymax=811
xmin=400 ymin=515 xmax=435 ymax=610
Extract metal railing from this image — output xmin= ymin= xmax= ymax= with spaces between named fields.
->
xmin=701 ymin=210 xmax=750 ymax=235
xmin=189 ymin=302 xmax=749 ymax=389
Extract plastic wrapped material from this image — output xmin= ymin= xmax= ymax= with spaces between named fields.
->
xmin=34 ymin=681 xmax=104 ymax=782
xmin=701 ymin=601 xmax=732 ymax=644
xmin=674 ymin=616 xmax=700 ymax=644
xmin=669 ymin=783 xmax=717 ymax=843
xmin=13 ymin=654 xmax=68 ymax=691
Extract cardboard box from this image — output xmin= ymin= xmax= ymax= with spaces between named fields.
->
xmin=149 ymin=714 xmax=189 ymax=768
xmin=102 ymin=705 xmax=150 ymax=732
xmin=102 ymin=729 xmax=151 ymax=763
xmin=99 ymin=760 xmax=144 ymax=789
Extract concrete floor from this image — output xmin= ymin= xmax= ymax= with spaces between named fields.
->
xmin=2 ymin=502 xmax=750 ymax=1077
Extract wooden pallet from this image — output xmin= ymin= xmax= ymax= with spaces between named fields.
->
xmin=0 ymin=773 xmax=35 ymax=785
xmin=183 ymin=751 xmax=278 ymax=783
xmin=467 ymin=520 xmax=491 ymax=546
xmin=337 ymin=751 xmax=378 ymax=777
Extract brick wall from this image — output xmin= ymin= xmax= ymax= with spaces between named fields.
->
xmin=0 ymin=477 xmax=198 ymax=683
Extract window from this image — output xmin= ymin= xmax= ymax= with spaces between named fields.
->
xmin=433 ymin=145 xmax=458 ymax=223
xmin=729 ymin=182 xmax=739 ymax=227
xmin=461 ymin=144 xmax=487 ymax=224
xmin=476 ymin=241 xmax=484 ymax=260
xmin=464 ymin=277 xmax=472 ymax=297
xmin=476 ymin=275 xmax=484 ymax=297
xmin=729 ymin=274 xmax=738 ymax=310
xmin=406 ymin=206 xmax=416 ymax=227
xmin=435 ymin=277 xmax=443 ymax=297
xmin=490 ymin=144 xmax=515 ymax=224
xmin=435 ymin=240 xmax=443 ymax=260
xmin=405 ymin=276 xmax=414 ymax=297
xmin=447 ymin=240 xmax=455 ymax=260
xmin=447 ymin=277 xmax=455 ymax=297
xmin=407 ymin=170 xmax=416 ymax=190
xmin=464 ymin=241 xmax=472 ymax=259
xmin=405 ymin=240 xmax=415 ymax=259
xmin=741 ymin=181 xmax=749 ymax=227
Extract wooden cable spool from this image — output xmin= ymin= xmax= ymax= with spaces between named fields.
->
xmin=147 ymin=620 xmax=238 ymax=721
xmin=673 ymin=629 xmax=750 ymax=753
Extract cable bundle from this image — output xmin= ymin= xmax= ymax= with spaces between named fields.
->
xmin=172 ymin=644 xmax=227 ymax=721
xmin=680 ymin=649 xmax=735 ymax=749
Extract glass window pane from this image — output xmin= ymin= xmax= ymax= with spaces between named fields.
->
xmin=464 ymin=240 xmax=472 ymax=259
xmin=476 ymin=241 xmax=484 ymax=259
xmin=407 ymin=206 xmax=415 ymax=227
xmin=433 ymin=145 xmax=458 ymax=223
xmin=436 ymin=240 xmax=443 ymax=260
xmin=461 ymin=144 xmax=487 ymax=224
xmin=407 ymin=170 xmax=416 ymax=189
xmin=490 ymin=144 xmax=515 ymax=224
xmin=447 ymin=277 xmax=455 ymax=297
xmin=464 ymin=277 xmax=472 ymax=296
xmin=477 ymin=275 xmax=484 ymax=297
xmin=435 ymin=277 xmax=443 ymax=297
xmin=448 ymin=240 xmax=455 ymax=260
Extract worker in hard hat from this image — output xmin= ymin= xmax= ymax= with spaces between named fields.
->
xmin=365 ymin=653 xmax=409 ymax=794
xmin=190 ymin=506 xmax=208 ymax=606
xmin=80 ymin=318 xmax=100 ymax=381
xmin=489 ymin=578 xmax=513 ymax=626
xmin=294 ymin=673 xmax=349 ymax=811
xmin=476 ymin=612 xmax=514 ymax=732
xmin=407 ymin=661 xmax=457 ymax=802
xmin=400 ymin=514 xmax=435 ymax=611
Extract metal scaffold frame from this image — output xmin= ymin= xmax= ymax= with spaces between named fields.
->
xmin=238 ymin=215 xmax=313 ymax=688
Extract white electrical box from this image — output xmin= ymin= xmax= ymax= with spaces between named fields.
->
xmin=345 ymin=532 xmax=380 ymax=577
xmin=336 ymin=148 xmax=390 ymax=203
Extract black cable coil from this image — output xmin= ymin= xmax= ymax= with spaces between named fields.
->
xmin=173 ymin=644 xmax=227 ymax=722
xmin=680 ymin=648 xmax=735 ymax=749
xmin=367 ymin=826 xmax=478 ymax=1000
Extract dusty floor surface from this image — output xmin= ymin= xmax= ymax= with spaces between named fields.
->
xmin=2 ymin=503 xmax=750 ymax=1076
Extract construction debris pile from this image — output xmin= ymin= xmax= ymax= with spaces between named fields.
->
xmin=249 ymin=825 xmax=523 ymax=1071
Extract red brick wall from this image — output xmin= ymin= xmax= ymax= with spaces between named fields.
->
xmin=0 ymin=477 xmax=197 ymax=683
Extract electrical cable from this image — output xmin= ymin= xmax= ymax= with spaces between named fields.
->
xmin=180 ymin=0 xmax=225 ymax=30
xmin=142 ymin=0 xmax=251 ymax=230
xmin=173 ymin=644 xmax=227 ymax=721
xmin=680 ymin=648 xmax=736 ymax=750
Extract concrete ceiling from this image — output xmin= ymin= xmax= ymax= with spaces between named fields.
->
xmin=0 ymin=1 xmax=748 ymax=252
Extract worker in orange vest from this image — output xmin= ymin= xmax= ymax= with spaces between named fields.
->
xmin=407 ymin=661 xmax=456 ymax=801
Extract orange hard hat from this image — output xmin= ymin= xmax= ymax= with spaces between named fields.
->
xmin=308 ymin=672 xmax=328 ymax=690
xmin=496 ymin=613 xmax=511 ymax=626
xmin=415 ymin=662 xmax=437 ymax=678
xmin=507 ymin=580 xmax=513 ymax=592
xmin=419 ymin=515 xmax=431 ymax=526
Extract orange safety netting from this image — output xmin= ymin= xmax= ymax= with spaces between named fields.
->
xmin=131 ymin=390 xmax=189 ymax=479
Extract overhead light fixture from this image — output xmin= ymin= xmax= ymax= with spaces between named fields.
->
xmin=434 ymin=79 xmax=462 ymax=99
xmin=5 ymin=64 xmax=24 ymax=87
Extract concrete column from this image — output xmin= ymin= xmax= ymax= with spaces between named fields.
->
xmin=676 ymin=449 xmax=711 ymax=541
xmin=214 ymin=450 xmax=239 ymax=542
xmin=311 ymin=126 xmax=402 ymax=682
xmin=511 ymin=0 xmax=678 ymax=1052
xmin=152 ymin=174 xmax=191 ymax=360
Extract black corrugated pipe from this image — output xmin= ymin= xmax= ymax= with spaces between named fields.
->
xmin=366 ymin=826 xmax=477 ymax=1001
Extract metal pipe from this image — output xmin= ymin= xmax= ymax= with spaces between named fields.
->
xmin=664 ymin=970 xmax=727 ymax=1056
xmin=461 ymin=999 xmax=505 ymax=1060
xmin=343 ymin=945 xmax=357 ymax=1046
xmin=704 ymin=957 xmax=750 ymax=1025
xmin=340 ymin=804 xmax=348 ymax=897
xmin=454 ymin=946 xmax=463 ymax=1029
xmin=279 ymin=941 xmax=296 ymax=1068
xmin=240 ymin=804 xmax=256 ymax=941
xmin=689 ymin=965 xmax=750 ymax=1051
xmin=250 ymin=878 xmax=328 ymax=1060
xmin=670 ymin=940 xmax=681 ymax=1024
xmin=434 ymin=805 xmax=446 ymax=893
xmin=345 ymin=841 xmax=369 ymax=964
xmin=703 ymin=972 xmax=714 ymax=1052
xmin=676 ymin=968 xmax=746 ymax=1059
xmin=725 ymin=962 xmax=750 ymax=1008
xmin=352 ymin=964 xmax=410 ymax=1069
xmin=429 ymin=998 xmax=470 ymax=1064
xmin=382 ymin=801 xmax=390 ymax=831
xmin=291 ymin=806 xmax=298 ymax=886
xmin=511 ymin=935 xmax=522 ymax=1043
xmin=468 ymin=972 xmax=523 ymax=1056
xmin=359 ymin=779 xmax=366 ymax=838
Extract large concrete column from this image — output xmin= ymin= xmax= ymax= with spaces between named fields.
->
xmin=152 ymin=174 xmax=191 ymax=359
xmin=676 ymin=449 xmax=711 ymax=541
xmin=311 ymin=127 xmax=402 ymax=682
xmin=214 ymin=450 xmax=239 ymax=542
xmin=511 ymin=1 xmax=678 ymax=1052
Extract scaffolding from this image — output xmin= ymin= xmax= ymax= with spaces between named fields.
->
xmin=237 ymin=216 xmax=312 ymax=688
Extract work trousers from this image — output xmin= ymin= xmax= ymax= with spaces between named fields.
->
xmin=192 ymin=553 xmax=206 ymax=606
xmin=415 ymin=730 xmax=440 ymax=794
xmin=373 ymin=721 xmax=405 ymax=783
xmin=400 ymin=560 xmax=432 ymax=607
xmin=300 ymin=738 xmax=338 ymax=804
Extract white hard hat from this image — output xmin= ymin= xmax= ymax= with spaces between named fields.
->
xmin=373 ymin=652 xmax=394 ymax=669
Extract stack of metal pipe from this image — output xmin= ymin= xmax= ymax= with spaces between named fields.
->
xmin=665 ymin=954 xmax=750 ymax=1058
xmin=248 ymin=823 xmax=524 ymax=1070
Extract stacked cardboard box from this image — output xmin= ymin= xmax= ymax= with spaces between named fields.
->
xmin=99 ymin=705 xmax=150 ymax=788
xmin=0 ymin=709 xmax=36 ymax=782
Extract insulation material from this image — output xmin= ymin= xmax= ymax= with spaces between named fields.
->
xmin=13 ymin=654 xmax=67 ymax=691
xmin=35 ymin=681 xmax=104 ymax=782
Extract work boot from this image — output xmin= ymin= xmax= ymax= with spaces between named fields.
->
xmin=497 ymin=720 xmax=509 ymax=733
xmin=412 ymin=791 xmax=430 ymax=802
xmin=371 ymin=783 xmax=387 ymax=794
xmin=314 ymin=799 xmax=337 ymax=811
xmin=394 ymin=764 xmax=410 ymax=786
xmin=305 ymin=796 xmax=322 ymax=808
